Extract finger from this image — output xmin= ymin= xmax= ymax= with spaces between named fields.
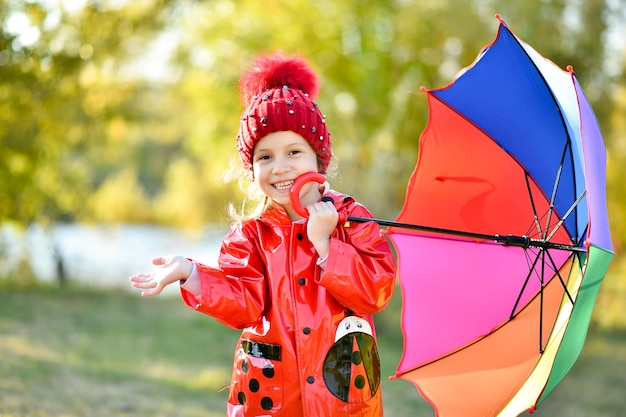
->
xmin=316 ymin=203 xmax=337 ymax=216
xmin=130 ymin=274 xmax=153 ymax=283
xmin=131 ymin=279 xmax=157 ymax=289
xmin=129 ymin=273 xmax=150 ymax=282
xmin=152 ymin=257 xmax=167 ymax=266
xmin=142 ymin=283 xmax=163 ymax=297
xmin=313 ymin=201 xmax=335 ymax=210
xmin=307 ymin=205 xmax=319 ymax=214
xmin=308 ymin=202 xmax=333 ymax=213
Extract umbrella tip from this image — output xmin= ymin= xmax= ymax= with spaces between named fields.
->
xmin=420 ymin=86 xmax=427 ymax=92
xmin=495 ymin=14 xmax=507 ymax=26
xmin=567 ymin=65 xmax=575 ymax=74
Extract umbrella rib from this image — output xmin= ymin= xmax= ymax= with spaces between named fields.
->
xmin=545 ymin=248 xmax=575 ymax=305
xmin=509 ymin=248 xmax=542 ymax=320
xmin=525 ymin=173 xmax=545 ymax=239
xmin=539 ymin=250 xmax=546 ymax=353
xmin=509 ymin=247 xmax=573 ymax=353
xmin=546 ymin=190 xmax=586 ymax=244
xmin=544 ymin=150 xmax=565 ymax=240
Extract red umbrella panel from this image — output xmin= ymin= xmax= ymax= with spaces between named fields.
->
xmin=387 ymin=16 xmax=614 ymax=417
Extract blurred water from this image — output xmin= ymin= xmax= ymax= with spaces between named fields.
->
xmin=0 ymin=223 xmax=225 ymax=295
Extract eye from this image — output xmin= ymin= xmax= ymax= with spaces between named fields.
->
xmin=254 ymin=154 xmax=271 ymax=162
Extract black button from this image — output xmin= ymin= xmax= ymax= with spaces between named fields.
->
xmin=306 ymin=376 xmax=315 ymax=384
xmin=296 ymin=233 xmax=303 ymax=240
xmin=298 ymin=278 xmax=306 ymax=285
xmin=249 ymin=378 xmax=260 ymax=392
xmin=303 ymin=327 xmax=311 ymax=335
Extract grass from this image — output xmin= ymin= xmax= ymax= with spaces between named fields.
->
xmin=0 ymin=280 xmax=624 ymax=417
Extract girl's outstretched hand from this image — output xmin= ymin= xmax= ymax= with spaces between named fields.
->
xmin=129 ymin=255 xmax=193 ymax=297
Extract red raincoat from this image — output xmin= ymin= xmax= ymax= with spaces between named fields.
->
xmin=181 ymin=189 xmax=397 ymax=416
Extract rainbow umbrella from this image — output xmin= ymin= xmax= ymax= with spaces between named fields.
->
xmin=386 ymin=16 xmax=614 ymax=416
xmin=289 ymin=16 xmax=613 ymax=417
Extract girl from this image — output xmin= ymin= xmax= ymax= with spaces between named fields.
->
xmin=130 ymin=53 xmax=397 ymax=417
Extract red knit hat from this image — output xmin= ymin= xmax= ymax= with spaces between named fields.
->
xmin=236 ymin=53 xmax=332 ymax=172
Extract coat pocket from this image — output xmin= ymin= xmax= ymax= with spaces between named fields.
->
xmin=322 ymin=316 xmax=381 ymax=404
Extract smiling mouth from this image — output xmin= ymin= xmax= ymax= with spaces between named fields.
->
xmin=273 ymin=180 xmax=294 ymax=191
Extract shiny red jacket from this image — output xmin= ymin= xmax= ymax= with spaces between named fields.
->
xmin=181 ymin=189 xmax=397 ymax=416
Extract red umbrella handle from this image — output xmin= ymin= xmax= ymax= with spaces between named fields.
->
xmin=289 ymin=172 xmax=348 ymax=224
xmin=289 ymin=172 xmax=325 ymax=218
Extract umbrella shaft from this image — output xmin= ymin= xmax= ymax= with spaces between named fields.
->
xmin=348 ymin=216 xmax=585 ymax=253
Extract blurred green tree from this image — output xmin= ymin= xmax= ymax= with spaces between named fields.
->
xmin=0 ymin=0 xmax=177 ymax=225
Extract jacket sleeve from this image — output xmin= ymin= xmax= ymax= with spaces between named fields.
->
xmin=317 ymin=202 xmax=397 ymax=315
xmin=180 ymin=223 xmax=267 ymax=330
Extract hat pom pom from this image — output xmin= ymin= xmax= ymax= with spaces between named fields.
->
xmin=240 ymin=52 xmax=320 ymax=106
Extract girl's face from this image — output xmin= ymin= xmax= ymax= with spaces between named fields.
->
xmin=252 ymin=131 xmax=322 ymax=220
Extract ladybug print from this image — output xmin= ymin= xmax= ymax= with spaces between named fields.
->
xmin=322 ymin=316 xmax=381 ymax=403
xmin=232 ymin=340 xmax=283 ymax=413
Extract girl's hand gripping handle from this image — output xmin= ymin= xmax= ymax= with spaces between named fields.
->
xmin=289 ymin=172 xmax=348 ymax=224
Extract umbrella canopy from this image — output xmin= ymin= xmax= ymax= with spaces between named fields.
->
xmin=387 ymin=16 xmax=613 ymax=417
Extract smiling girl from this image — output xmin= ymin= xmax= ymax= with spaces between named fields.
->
xmin=130 ymin=53 xmax=396 ymax=417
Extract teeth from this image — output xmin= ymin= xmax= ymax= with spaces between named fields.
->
xmin=274 ymin=181 xmax=293 ymax=190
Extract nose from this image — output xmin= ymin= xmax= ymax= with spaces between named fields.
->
xmin=271 ymin=156 xmax=291 ymax=174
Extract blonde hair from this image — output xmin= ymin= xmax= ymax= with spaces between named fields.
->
xmin=222 ymin=158 xmax=267 ymax=222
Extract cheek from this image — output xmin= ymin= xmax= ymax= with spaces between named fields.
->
xmin=252 ymin=165 xmax=271 ymax=189
xmin=252 ymin=165 xmax=262 ymax=181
